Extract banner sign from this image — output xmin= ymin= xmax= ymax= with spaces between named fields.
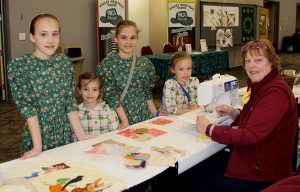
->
xmin=97 ymin=0 xmax=126 ymax=63
xmin=241 ymin=7 xmax=255 ymax=43
xmin=168 ymin=1 xmax=196 ymax=51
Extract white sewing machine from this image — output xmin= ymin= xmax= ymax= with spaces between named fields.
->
xmin=198 ymin=74 xmax=239 ymax=111
xmin=177 ymin=74 xmax=239 ymax=125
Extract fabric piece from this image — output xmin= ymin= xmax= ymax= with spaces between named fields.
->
xmin=117 ymin=127 xmax=166 ymax=142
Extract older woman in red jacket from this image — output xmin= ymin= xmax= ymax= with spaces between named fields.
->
xmin=196 ymin=39 xmax=297 ymax=192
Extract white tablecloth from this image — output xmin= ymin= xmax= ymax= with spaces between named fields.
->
xmin=0 ymin=112 xmax=226 ymax=190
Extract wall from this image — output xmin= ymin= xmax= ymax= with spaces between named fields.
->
xmin=7 ymin=0 xmax=149 ymax=72
xmin=297 ymin=5 xmax=300 ymax=30
xmin=8 ymin=0 xmax=97 ymax=72
xmin=278 ymin=0 xmax=298 ymax=49
xmin=149 ymin=0 xmax=263 ymax=55
xmin=148 ymin=0 xmax=300 ymax=56
xmin=203 ymin=0 xmax=262 ymax=6
xmin=202 ymin=0 xmax=262 ymax=67
xmin=6 ymin=0 xmax=300 ymax=71
xmin=149 ymin=0 xmax=168 ymax=54
xmin=149 ymin=0 xmax=263 ymax=68
xmin=128 ymin=0 xmax=149 ymax=55
xmin=204 ymin=0 xmax=300 ymax=51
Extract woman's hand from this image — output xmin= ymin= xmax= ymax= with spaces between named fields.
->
xmin=215 ymin=104 xmax=239 ymax=117
xmin=21 ymin=147 xmax=42 ymax=160
xmin=196 ymin=115 xmax=211 ymax=134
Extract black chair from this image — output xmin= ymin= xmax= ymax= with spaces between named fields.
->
xmin=281 ymin=36 xmax=294 ymax=53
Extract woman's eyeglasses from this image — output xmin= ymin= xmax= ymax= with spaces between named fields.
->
xmin=241 ymin=41 xmax=267 ymax=52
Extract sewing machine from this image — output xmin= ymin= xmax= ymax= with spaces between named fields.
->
xmin=177 ymin=74 xmax=239 ymax=125
xmin=198 ymin=74 xmax=239 ymax=112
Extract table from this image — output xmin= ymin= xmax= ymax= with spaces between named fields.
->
xmin=2 ymin=86 xmax=298 ymax=191
xmin=145 ymin=50 xmax=229 ymax=82
xmin=0 ymin=110 xmax=225 ymax=191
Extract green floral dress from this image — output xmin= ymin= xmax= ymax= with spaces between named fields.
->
xmin=7 ymin=53 xmax=78 ymax=153
xmin=96 ymin=53 xmax=155 ymax=125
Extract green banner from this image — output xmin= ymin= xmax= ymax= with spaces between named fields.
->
xmin=241 ymin=7 xmax=255 ymax=43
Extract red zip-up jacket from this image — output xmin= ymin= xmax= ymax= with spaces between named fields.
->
xmin=212 ymin=70 xmax=297 ymax=182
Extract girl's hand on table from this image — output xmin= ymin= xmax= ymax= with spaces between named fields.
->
xmin=21 ymin=147 xmax=42 ymax=160
xmin=118 ymin=121 xmax=129 ymax=130
xmin=190 ymin=104 xmax=200 ymax=110
xmin=77 ymin=134 xmax=97 ymax=141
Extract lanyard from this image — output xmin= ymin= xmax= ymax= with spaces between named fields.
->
xmin=174 ymin=78 xmax=191 ymax=101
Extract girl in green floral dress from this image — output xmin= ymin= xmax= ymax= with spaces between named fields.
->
xmin=96 ymin=20 xmax=158 ymax=129
xmin=7 ymin=14 xmax=95 ymax=159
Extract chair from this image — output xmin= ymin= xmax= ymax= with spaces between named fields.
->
xmin=141 ymin=45 xmax=154 ymax=56
xmin=261 ymin=175 xmax=300 ymax=192
xmin=163 ymin=42 xmax=175 ymax=53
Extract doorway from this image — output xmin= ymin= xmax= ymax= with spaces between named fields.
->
xmin=263 ymin=0 xmax=280 ymax=49
xmin=0 ymin=0 xmax=9 ymax=101
xmin=296 ymin=4 xmax=300 ymax=32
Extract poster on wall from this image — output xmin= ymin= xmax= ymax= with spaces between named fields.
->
xmin=221 ymin=6 xmax=239 ymax=27
xmin=241 ymin=7 xmax=255 ymax=43
xmin=203 ymin=5 xmax=239 ymax=28
xmin=97 ymin=0 xmax=126 ymax=63
xmin=203 ymin=5 xmax=222 ymax=28
xmin=216 ymin=28 xmax=233 ymax=47
xmin=168 ymin=1 xmax=196 ymax=51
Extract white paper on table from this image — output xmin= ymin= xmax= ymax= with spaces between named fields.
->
xmin=177 ymin=109 xmax=231 ymax=125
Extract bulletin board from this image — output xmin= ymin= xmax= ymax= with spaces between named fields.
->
xmin=199 ymin=2 xmax=257 ymax=47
